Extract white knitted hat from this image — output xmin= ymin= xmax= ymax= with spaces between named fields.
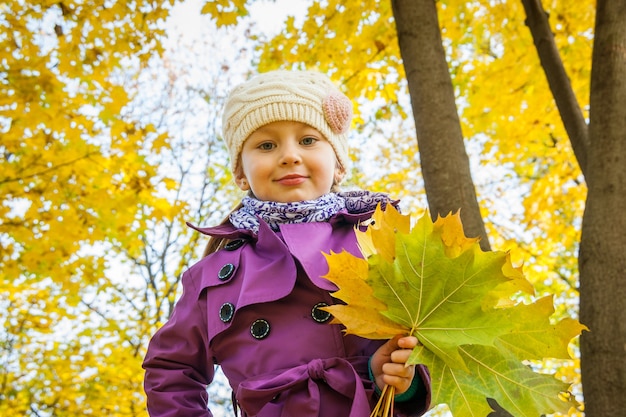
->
xmin=222 ymin=70 xmax=353 ymax=176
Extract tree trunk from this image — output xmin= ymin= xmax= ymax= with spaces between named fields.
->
xmin=391 ymin=0 xmax=490 ymax=251
xmin=579 ymin=0 xmax=626 ymax=415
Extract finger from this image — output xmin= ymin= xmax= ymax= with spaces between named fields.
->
xmin=397 ymin=335 xmax=419 ymax=349
xmin=390 ymin=348 xmax=413 ymax=364
xmin=382 ymin=368 xmax=416 ymax=394
xmin=382 ymin=362 xmax=416 ymax=379
xmin=382 ymin=374 xmax=410 ymax=390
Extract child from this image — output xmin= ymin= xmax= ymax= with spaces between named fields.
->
xmin=142 ymin=70 xmax=431 ymax=417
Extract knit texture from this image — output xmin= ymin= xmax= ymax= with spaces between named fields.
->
xmin=222 ymin=70 xmax=353 ymax=176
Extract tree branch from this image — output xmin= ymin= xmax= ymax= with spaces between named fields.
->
xmin=0 ymin=151 xmax=99 ymax=185
xmin=521 ymin=0 xmax=589 ymax=176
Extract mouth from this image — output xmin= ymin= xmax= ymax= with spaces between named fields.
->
xmin=275 ymin=174 xmax=307 ymax=186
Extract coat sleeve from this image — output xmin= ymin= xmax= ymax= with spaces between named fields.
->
xmin=142 ymin=269 xmax=215 ymax=417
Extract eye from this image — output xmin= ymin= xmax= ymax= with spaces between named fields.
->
xmin=300 ymin=136 xmax=317 ymax=146
xmin=257 ymin=142 xmax=275 ymax=151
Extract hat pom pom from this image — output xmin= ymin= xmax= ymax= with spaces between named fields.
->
xmin=323 ymin=92 xmax=352 ymax=134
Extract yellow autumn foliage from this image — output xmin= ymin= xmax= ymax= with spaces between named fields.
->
xmin=1 ymin=0 xmax=595 ymax=415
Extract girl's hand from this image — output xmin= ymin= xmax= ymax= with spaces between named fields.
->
xmin=370 ymin=335 xmax=418 ymax=395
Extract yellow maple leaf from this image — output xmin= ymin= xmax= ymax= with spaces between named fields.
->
xmin=356 ymin=203 xmax=410 ymax=261
xmin=433 ymin=210 xmax=480 ymax=258
xmin=322 ymin=250 xmax=407 ymax=338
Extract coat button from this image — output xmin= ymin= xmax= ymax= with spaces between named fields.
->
xmin=250 ymin=319 xmax=270 ymax=339
xmin=218 ymin=263 xmax=235 ymax=281
xmin=224 ymin=239 xmax=245 ymax=251
xmin=311 ymin=302 xmax=332 ymax=323
xmin=219 ymin=303 xmax=235 ymax=323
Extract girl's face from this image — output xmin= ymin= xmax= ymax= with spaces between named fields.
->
xmin=236 ymin=121 xmax=344 ymax=203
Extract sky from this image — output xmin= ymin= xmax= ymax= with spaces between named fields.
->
xmin=167 ymin=0 xmax=308 ymax=36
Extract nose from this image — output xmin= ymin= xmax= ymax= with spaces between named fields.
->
xmin=279 ymin=141 xmax=302 ymax=165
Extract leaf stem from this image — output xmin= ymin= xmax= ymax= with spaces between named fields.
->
xmin=370 ymin=384 xmax=395 ymax=417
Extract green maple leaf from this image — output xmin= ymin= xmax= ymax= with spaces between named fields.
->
xmin=323 ymin=205 xmax=586 ymax=417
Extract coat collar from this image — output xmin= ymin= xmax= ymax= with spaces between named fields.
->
xmin=186 ymin=209 xmax=375 ymax=240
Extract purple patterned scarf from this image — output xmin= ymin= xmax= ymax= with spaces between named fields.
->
xmin=229 ymin=190 xmax=395 ymax=233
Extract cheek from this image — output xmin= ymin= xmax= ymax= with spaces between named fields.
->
xmin=321 ymin=159 xmax=340 ymax=186
xmin=240 ymin=155 xmax=260 ymax=178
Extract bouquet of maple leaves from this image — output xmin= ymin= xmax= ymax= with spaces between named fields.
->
xmin=322 ymin=205 xmax=586 ymax=417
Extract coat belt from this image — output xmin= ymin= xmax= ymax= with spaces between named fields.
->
xmin=236 ymin=357 xmax=372 ymax=417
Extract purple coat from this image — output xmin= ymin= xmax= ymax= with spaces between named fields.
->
xmin=143 ymin=210 xmax=431 ymax=417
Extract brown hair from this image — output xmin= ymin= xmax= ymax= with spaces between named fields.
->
xmin=202 ymin=199 xmax=245 ymax=258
